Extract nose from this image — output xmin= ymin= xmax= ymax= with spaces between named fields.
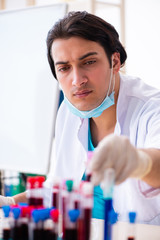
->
xmin=72 ymin=68 xmax=88 ymax=87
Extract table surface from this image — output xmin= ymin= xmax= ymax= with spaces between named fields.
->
xmin=0 ymin=209 xmax=160 ymax=240
xmin=90 ymin=219 xmax=160 ymax=240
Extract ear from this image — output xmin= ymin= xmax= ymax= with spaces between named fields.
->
xmin=112 ymin=52 xmax=121 ymax=74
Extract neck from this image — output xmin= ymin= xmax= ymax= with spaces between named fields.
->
xmin=90 ymin=73 xmax=120 ymax=147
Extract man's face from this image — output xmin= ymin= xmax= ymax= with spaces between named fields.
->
xmin=51 ymin=36 xmax=112 ymax=111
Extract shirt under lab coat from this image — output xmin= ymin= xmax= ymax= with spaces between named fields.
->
xmin=46 ymin=74 xmax=160 ymax=225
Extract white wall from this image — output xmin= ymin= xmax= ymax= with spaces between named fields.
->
xmin=5 ymin=0 xmax=26 ymax=9
xmin=125 ymin=0 xmax=160 ymax=89
xmin=2 ymin=0 xmax=160 ymax=87
xmin=0 ymin=4 xmax=66 ymax=174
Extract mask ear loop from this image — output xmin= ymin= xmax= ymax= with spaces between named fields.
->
xmin=112 ymin=73 xmax=115 ymax=92
xmin=107 ymin=56 xmax=114 ymax=96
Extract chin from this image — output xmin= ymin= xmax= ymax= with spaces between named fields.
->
xmin=76 ymin=105 xmax=94 ymax=111
xmin=75 ymin=105 xmax=87 ymax=111
xmin=73 ymin=102 xmax=97 ymax=111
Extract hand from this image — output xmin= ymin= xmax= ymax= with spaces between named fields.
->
xmin=0 ymin=195 xmax=15 ymax=206
xmin=89 ymin=134 xmax=152 ymax=185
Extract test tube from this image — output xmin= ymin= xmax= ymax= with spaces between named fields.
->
xmin=127 ymin=212 xmax=137 ymax=240
xmin=52 ymin=177 xmax=60 ymax=209
xmin=11 ymin=207 xmax=21 ymax=240
xmin=108 ymin=209 xmax=118 ymax=240
xmin=63 ymin=180 xmax=74 ymax=238
xmin=65 ymin=180 xmax=75 ymax=211
xmin=73 ymin=184 xmax=81 ymax=210
xmin=65 ymin=209 xmax=80 ymax=240
xmin=85 ymin=151 xmax=94 ymax=181
xmin=19 ymin=206 xmax=33 ymax=240
xmin=31 ymin=209 xmax=43 ymax=240
xmin=42 ymin=208 xmax=55 ymax=240
xmin=50 ymin=209 xmax=59 ymax=240
xmin=2 ymin=206 xmax=11 ymax=240
xmin=60 ymin=180 xmax=68 ymax=240
xmin=100 ymin=168 xmax=115 ymax=240
xmin=43 ymin=217 xmax=55 ymax=240
xmin=34 ymin=176 xmax=45 ymax=207
xmin=26 ymin=177 xmax=36 ymax=206
xmin=77 ymin=182 xmax=85 ymax=240
xmin=80 ymin=181 xmax=93 ymax=240
xmin=37 ymin=208 xmax=54 ymax=240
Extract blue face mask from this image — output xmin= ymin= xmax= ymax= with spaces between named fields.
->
xmin=64 ymin=91 xmax=115 ymax=118
xmin=63 ymin=63 xmax=115 ymax=119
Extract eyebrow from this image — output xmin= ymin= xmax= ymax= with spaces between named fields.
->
xmin=55 ymin=60 xmax=69 ymax=66
xmin=79 ymin=52 xmax=98 ymax=60
xmin=55 ymin=52 xmax=98 ymax=66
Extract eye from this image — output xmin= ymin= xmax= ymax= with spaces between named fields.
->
xmin=84 ymin=60 xmax=96 ymax=65
xmin=57 ymin=65 xmax=70 ymax=72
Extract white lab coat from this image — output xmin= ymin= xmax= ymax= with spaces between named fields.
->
xmin=47 ymin=74 xmax=160 ymax=225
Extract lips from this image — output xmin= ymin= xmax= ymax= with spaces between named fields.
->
xmin=74 ymin=89 xmax=92 ymax=98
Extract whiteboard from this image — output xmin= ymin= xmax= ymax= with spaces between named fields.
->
xmin=0 ymin=4 xmax=67 ymax=174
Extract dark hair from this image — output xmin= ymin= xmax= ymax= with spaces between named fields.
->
xmin=46 ymin=11 xmax=127 ymax=79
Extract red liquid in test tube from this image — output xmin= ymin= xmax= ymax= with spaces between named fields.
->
xmin=19 ymin=206 xmax=33 ymax=240
xmin=3 ymin=229 xmax=11 ymax=240
xmin=73 ymin=184 xmax=81 ymax=210
xmin=26 ymin=177 xmax=36 ymax=206
xmin=34 ymin=176 xmax=45 ymax=207
xmin=80 ymin=181 xmax=93 ymax=240
xmin=85 ymin=151 xmax=94 ymax=181
xmin=65 ymin=228 xmax=78 ymax=240
xmin=50 ymin=209 xmax=59 ymax=239
xmin=52 ymin=178 xmax=60 ymax=209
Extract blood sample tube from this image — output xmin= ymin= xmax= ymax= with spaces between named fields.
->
xmin=34 ymin=176 xmax=45 ymax=207
xmin=52 ymin=178 xmax=60 ymax=209
xmin=63 ymin=180 xmax=74 ymax=237
xmin=77 ymin=181 xmax=85 ymax=240
xmin=2 ymin=206 xmax=11 ymax=240
xmin=50 ymin=209 xmax=59 ymax=240
xmin=65 ymin=180 xmax=74 ymax=210
xmin=73 ymin=185 xmax=81 ymax=210
xmin=81 ymin=181 xmax=93 ymax=240
xmin=26 ymin=177 xmax=36 ymax=206
xmin=31 ymin=209 xmax=43 ymax=240
xmin=65 ymin=209 xmax=80 ymax=240
xmin=11 ymin=207 xmax=21 ymax=240
xmin=60 ymin=181 xmax=68 ymax=240
xmin=43 ymin=218 xmax=55 ymax=240
xmin=43 ymin=208 xmax=54 ymax=240
xmin=19 ymin=206 xmax=32 ymax=240
xmin=85 ymin=151 xmax=94 ymax=181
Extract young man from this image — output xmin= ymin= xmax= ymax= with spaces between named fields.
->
xmin=46 ymin=11 xmax=160 ymax=224
xmin=1 ymin=11 xmax=160 ymax=225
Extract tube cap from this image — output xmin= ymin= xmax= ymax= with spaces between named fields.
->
xmin=50 ymin=209 xmax=59 ymax=223
xmin=32 ymin=209 xmax=40 ymax=223
xmin=12 ymin=207 xmax=21 ymax=220
xmin=129 ymin=212 xmax=136 ymax=223
xmin=68 ymin=209 xmax=80 ymax=223
xmin=2 ymin=205 xmax=11 ymax=218
xmin=35 ymin=176 xmax=45 ymax=188
xmin=27 ymin=177 xmax=36 ymax=189
xmin=109 ymin=209 xmax=118 ymax=224
xmin=66 ymin=180 xmax=73 ymax=192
